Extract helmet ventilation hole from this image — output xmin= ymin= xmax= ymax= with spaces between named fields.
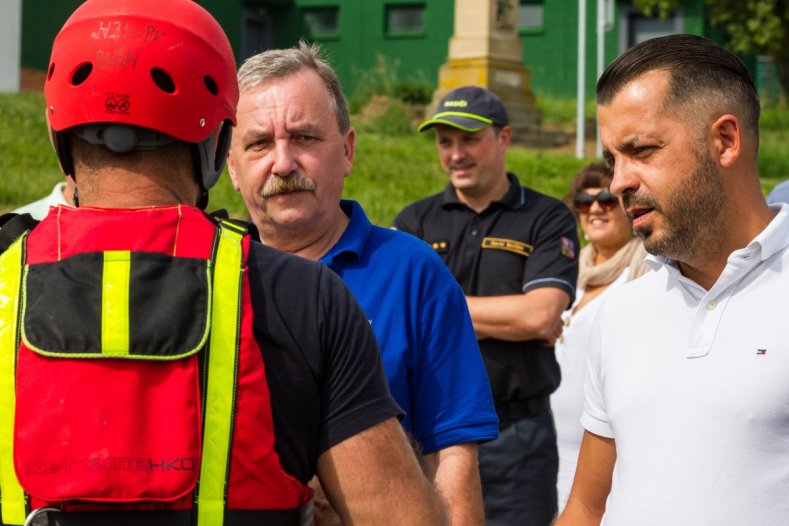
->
xmin=70 ymin=63 xmax=93 ymax=86
xmin=151 ymin=68 xmax=176 ymax=94
xmin=204 ymin=76 xmax=219 ymax=96
xmin=47 ymin=63 xmax=55 ymax=81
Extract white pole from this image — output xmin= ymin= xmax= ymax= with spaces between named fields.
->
xmin=576 ymin=0 xmax=587 ymax=159
xmin=0 ymin=0 xmax=22 ymax=92
xmin=595 ymin=0 xmax=605 ymax=158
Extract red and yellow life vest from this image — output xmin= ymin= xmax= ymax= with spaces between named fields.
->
xmin=0 ymin=205 xmax=311 ymax=526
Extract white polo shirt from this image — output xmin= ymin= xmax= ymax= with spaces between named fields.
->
xmin=582 ymin=204 xmax=789 ymax=525
xmin=13 ymin=182 xmax=70 ymax=220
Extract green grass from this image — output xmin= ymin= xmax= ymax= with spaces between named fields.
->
xmin=2 ymin=91 xmax=786 ymax=224
xmin=758 ymin=106 xmax=789 ymax=191
xmin=0 ymin=92 xmax=63 ymax=209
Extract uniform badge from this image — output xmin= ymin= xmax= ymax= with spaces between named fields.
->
xmin=560 ymin=236 xmax=576 ymax=259
xmin=429 ymin=239 xmax=449 ymax=254
xmin=481 ymin=237 xmax=532 ymax=258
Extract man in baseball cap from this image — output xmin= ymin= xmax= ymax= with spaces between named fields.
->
xmin=395 ymin=85 xmax=579 ymax=526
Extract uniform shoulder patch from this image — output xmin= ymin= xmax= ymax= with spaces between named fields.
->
xmin=561 ymin=236 xmax=576 ymax=259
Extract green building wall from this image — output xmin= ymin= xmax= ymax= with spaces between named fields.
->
xmin=274 ymin=0 xmax=455 ymax=100
xmin=20 ymin=0 xmax=81 ymax=73
xmin=20 ymin=0 xmax=711 ymax=101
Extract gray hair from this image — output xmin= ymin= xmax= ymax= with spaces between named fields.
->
xmin=237 ymin=40 xmax=351 ymax=134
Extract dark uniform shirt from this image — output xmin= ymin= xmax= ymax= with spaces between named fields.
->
xmin=394 ymin=173 xmax=579 ymax=406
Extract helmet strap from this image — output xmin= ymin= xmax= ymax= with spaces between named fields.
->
xmin=52 ymin=129 xmax=74 ymax=177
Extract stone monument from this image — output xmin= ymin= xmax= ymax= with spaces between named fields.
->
xmin=430 ymin=0 xmax=566 ymax=146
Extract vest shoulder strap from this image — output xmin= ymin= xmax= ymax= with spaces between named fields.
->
xmin=0 ymin=213 xmax=38 ymax=256
xmin=0 ymin=232 xmax=29 ymax=525
xmin=195 ymin=219 xmax=245 ymax=526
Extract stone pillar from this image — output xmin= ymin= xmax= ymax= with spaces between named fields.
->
xmin=430 ymin=0 xmax=564 ymax=146
xmin=0 ymin=0 xmax=22 ymax=92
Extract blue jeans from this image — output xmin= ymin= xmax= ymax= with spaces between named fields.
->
xmin=479 ymin=409 xmax=558 ymax=526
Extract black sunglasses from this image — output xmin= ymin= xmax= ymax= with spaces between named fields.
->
xmin=574 ymin=189 xmax=619 ymax=214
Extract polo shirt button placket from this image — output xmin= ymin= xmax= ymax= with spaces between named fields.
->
xmin=469 ymin=217 xmax=480 ymax=237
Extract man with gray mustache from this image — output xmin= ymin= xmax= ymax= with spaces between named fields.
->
xmin=227 ymin=42 xmax=498 ymax=526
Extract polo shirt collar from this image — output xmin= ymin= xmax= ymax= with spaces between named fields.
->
xmin=441 ymin=172 xmax=525 ymax=211
xmin=645 ymin=203 xmax=789 ymax=278
xmin=319 ymin=199 xmax=370 ymax=267
xmin=749 ymin=203 xmax=789 ymax=261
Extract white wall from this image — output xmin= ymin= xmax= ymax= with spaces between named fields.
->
xmin=0 ymin=0 xmax=22 ymax=92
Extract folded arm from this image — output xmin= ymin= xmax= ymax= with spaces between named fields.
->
xmin=466 ymin=287 xmax=570 ymax=344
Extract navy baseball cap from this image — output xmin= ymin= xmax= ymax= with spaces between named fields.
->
xmin=417 ymin=86 xmax=509 ymax=133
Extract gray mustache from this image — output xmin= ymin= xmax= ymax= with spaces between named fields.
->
xmin=260 ymin=173 xmax=316 ymax=198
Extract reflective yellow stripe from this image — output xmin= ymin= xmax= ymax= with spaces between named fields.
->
xmin=197 ymin=224 xmax=244 ymax=526
xmin=0 ymin=236 xmax=28 ymax=525
xmin=429 ymin=110 xmax=493 ymax=124
xmin=101 ymin=251 xmax=131 ymax=355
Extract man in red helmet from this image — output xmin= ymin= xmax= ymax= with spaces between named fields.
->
xmin=0 ymin=1 xmax=447 ymax=525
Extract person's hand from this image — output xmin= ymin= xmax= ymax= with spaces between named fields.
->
xmin=543 ymin=316 xmax=564 ymax=347
xmin=309 ymin=476 xmax=344 ymax=526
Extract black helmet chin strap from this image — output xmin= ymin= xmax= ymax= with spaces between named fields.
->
xmin=196 ymin=191 xmax=209 ymax=210
xmin=194 ymin=121 xmax=233 ymax=191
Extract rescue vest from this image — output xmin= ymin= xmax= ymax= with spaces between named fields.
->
xmin=0 ymin=205 xmax=311 ymax=526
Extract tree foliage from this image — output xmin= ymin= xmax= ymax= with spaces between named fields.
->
xmin=633 ymin=0 xmax=789 ymax=98
xmin=633 ymin=0 xmax=787 ymax=56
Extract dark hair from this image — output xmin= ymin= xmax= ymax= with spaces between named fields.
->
xmin=597 ymin=34 xmax=759 ymax=144
xmin=563 ymin=162 xmax=613 ymax=217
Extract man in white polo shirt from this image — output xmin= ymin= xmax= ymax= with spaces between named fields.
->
xmin=555 ymin=34 xmax=789 ymax=525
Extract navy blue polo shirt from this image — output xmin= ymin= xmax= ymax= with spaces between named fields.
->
xmin=394 ymin=174 xmax=579 ymax=405
xmin=319 ymin=200 xmax=499 ymax=453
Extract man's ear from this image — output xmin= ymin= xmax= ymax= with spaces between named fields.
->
xmin=343 ymin=127 xmax=357 ymax=178
xmin=711 ymin=114 xmax=741 ymax=169
xmin=498 ymin=125 xmax=512 ymax=150
xmin=226 ymin=151 xmax=241 ymax=191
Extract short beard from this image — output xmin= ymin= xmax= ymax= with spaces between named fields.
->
xmin=260 ymin=172 xmax=315 ymax=198
xmin=632 ymin=150 xmax=726 ymax=263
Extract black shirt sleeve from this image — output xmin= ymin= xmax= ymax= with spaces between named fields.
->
xmin=246 ymin=241 xmax=401 ymax=483
xmin=521 ymin=196 xmax=579 ymax=305
xmin=392 ymin=201 xmax=423 ymax=237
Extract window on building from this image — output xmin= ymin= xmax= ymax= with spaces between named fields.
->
xmin=242 ymin=7 xmax=272 ymax=58
xmin=303 ymin=7 xmax=339 ymax=38
xmin=618 ymin=6 xmax=684 ymax=52
xmin=519 ymin=1 xmax=544 ymax=32
xmin=386 ymin=4 xmax=425 ymax=36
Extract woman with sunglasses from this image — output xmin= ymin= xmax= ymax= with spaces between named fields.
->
xmin=552 ymin=162 xmax=649 ymax=511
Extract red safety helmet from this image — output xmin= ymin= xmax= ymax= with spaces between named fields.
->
xmin=45 ymin=0 xmax=239 ymax=191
